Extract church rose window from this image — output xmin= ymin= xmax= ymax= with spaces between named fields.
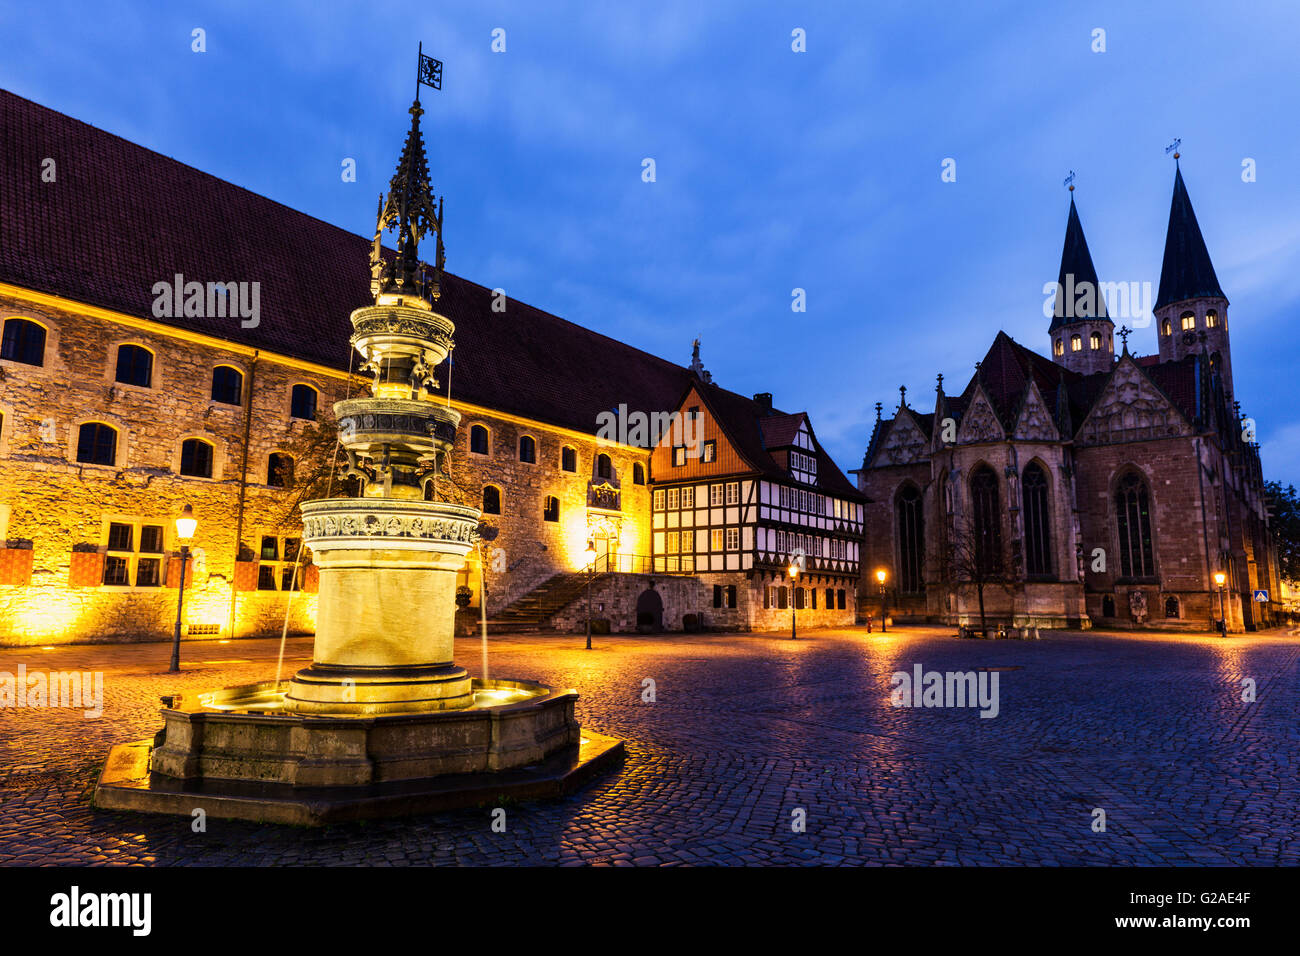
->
xmin=896 ymin=483 xmax=924 ymax=594
xmin=1115 ymin=472 xmax=1155 ymax=578
xmin=970 ymin=465 xmax=1002 ymax=575
xmin=1022 ymin=463 xmax=1052 ymax=578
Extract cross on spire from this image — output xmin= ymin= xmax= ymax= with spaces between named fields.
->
xmin=936 ymin=373 xmax=944 ymax=392
xmin=899 ymin=385 xmax=907 ymax=408
xmin=874 ymin=401 xmax=883 ymax=422
xmin=1118 ymin=325 xmax=1132 ymax=353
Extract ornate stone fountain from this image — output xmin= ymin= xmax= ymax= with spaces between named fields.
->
xmin=94 ymin=92 xmax=621 ymax=824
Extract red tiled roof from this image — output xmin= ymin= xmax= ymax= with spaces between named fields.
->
xmin=0 ymin=89 xmax=709 ymax=437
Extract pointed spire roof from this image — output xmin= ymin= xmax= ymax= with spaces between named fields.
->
xmin=369 ymin=100 xmax=445 ymax=302
xmin=1156 ymin=166 xmax=1224 ymax=310
xmin=1049 ymin=195 xmax=1109 ymax=330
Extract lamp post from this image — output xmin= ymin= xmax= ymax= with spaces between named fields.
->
xmin=788 ymin=563 xmax=799 ymax=639
xmin=585 ymin=538 xmax=597 ymax=650
xmin=876 ymin=568 xmax=888 ymax=633
xmin=1214 ymin=570 xmax=1227 ymax=637
xmin=168 ymin=504 xmax=197 ymax=673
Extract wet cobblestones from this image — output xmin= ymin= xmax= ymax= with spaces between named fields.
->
xmin=1 ymin=626 xmax=1297 ymax=865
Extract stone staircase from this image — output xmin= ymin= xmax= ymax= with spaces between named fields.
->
xmin=488 ymin=572 xmax=601 ymax=631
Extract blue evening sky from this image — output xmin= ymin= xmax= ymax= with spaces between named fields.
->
xmin=3 ymin=1 xmax=1299 ymax=484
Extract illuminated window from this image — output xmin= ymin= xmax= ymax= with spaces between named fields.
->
xmin=470 ymin=425 xmax=490 ymax=455
xmin=1180 ymin=312 xmax=1195 ymax=331
xmin=482 ymin=485 xmax=501 ymax=515
xmin=115 ymin=344 xmax=153 ymax=388
xmin=290 ymin=384 xmax=318 ymax=420
xmin=667 ymin=531 xmax=679 ymax=554
xmin=725 ymin=482 xmax=740 ymax=505
xmin=672 ymin=446 xmax=686 ymax=466
xmin=519 ymin=435 xmax=536 ymax=463
xmin=1206 ymin=310 xmax=1218 ymax=328
xmin=76 ymin=422 xmax=118 ymax=466
xmin=682 ymin=486 xmax=694 ymax=508
xmin=180 ymin=438 xmax=214 ymax=478
xmin=710 ymin=528 xmax=723 ymax=551
xmin=1070 ymin=334 xmax=1082 ymax=352
xmin=653 ymin=489 xmax=665 ymax=510
xmin=102 ymin=519 xmax=165 ymax=587
xmin=543 ymin=496 xmax=560 ymax=522
xmin=258 ymin=534 xmax=303 ymax=591
xmin=0 ymin=318 xmax=46 ymax=366
xmin=710 ymin=484 xmax=724 ymax=506
xmin=211 ymin=366 xmax=243 ymax=405
xmin=1161 ymin=319 xmax=1172 ymax=336
xmin=1090 ymin=331 xmax=1101 ymax=350
xmin=702 ymin=440 xmax=716 ymax=463
xmin=725 ymin=527 xmax=739 ymax=550
xmin=1053 ymin=338 xmax=1064 ymax=357
xmin=561 ymin=446 xmax=576 ymax=471
xmin=267 ymin=452 xmax=293 ymax=487
xmin=682 ymin=530 xmax=694 ymax=553
xmin=667 ymin=488 xmax=680 ymax=509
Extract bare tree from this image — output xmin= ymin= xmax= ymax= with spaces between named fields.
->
xmin=940 ymin=517 xmax=1013 ymax=638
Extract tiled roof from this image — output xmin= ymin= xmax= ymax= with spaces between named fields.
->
xmin=0 ymin=89 xmax=711 ymax=438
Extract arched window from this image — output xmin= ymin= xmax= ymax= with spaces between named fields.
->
xmin=268 ymin=452 xmax=294 ymax=487
xmin=1164 ymin=596 xmax=1180 ymax=618
xmin=290 ymin=384 xmax=318 ymax=420
xmin=76 ymin=422 xmax=117 ymax=466
xmin=970 ymin=465 xmax=1002 ymax=575
xmin=596 ymin=454 xmax=612 ymax=479
xmin=470 ymin=425 xmax=490 ymax=455
xmin=1022 ymin=463 xmax=1052 ymax=578
xmin=561 ymin=446 xmax=577 ymax=472
xmin=1161 ymin=318 xmax=1172 ymax=336
xmin=543 ymin=496 xmax=560 ymax=522
xmin=1070 ymin=334 xmax=1082 ymax=352
xmin=1089 ymin=331 xmax=1101 ymax=350
xmin=633 ymin=462 xmax=645 ymax=485
xmin=115 ymin=344 xmax=153 ymax=387
xmin=1115 ymin=471 xmax=1155 ymax=578
xmin=1 ymin=318 xmax=46 ymax=366
xmin=1180 ymin=311 xmax=1195 ymax=331
xmin=1206 ymin=310 xmax=1219 ymax=328
xmin=180 ymin=438 xmax=214 ymax=478
xmin=212 ymin=366 xmax=243 ymax=405
xmin=482 ymin=485 xmax=501 ymax=515
xmin=896 ymin=484 xmax=924 ymax=594
xmin=519 ymin=435 xmax=536 ymax=463
xmin=1053 ymin=338 xmax=1063 ymax=357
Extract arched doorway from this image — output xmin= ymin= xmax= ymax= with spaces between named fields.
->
xmin=636 ymin=587 xmax=664 ymax=632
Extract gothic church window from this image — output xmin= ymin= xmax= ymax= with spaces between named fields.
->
xmin=970 ymin=465 xmax=1002 ymax=575
xmin=1115 ymin=471 xmax=1155 ymax=579
xmin=1022 ymin=463 xmax=1052 ymax=578
xmin=896 ymin=484 xmax=924 ymax=594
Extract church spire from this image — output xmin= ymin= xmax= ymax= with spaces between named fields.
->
xmin=369 ymin=99 xmax=446 ymax=304
xmin=1155 ymin=166 xmax=1224 ymax=310
xmin=1049 ymin=194 xmax=1109 ymax=331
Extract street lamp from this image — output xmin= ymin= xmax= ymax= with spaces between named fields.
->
xmin=875 ymin=568 xmax=888 ymax=633
xmin=1214 ymin=570 xmax=1227 ymax=637
xmin=584 ymin=538 xmax=597 ymax=650
xmin=168 ymin=504 xmax=197 ymax=673
xmin=788 ymin=563 xmax=799 ymax=639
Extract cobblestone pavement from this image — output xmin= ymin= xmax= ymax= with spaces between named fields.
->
xmin=1 ymin=626 xmax=1298 ymax=865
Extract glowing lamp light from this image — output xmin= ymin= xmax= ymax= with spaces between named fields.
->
xmin=875 ymin=569 xmax=887 ymax=585
xmin=175 ymin=504 xmax=197 ymax=541
xmin=788 ymin=563 xmax=799 ymax=580
xmin=1213 ymin=571 xmax=1226 ymax=587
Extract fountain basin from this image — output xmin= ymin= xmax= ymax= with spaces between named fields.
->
xmin=94 ymin=677 xmax=623 ymax=826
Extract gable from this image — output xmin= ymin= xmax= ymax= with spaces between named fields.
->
xmin=955 ymin=388 xmax=1006 ymax=444
xmin=648 ymin=385 xmax=748 ymax=478
xmin=871 ymin=411 xmax=930 ymax=467
xmin=1076 ymin=358 xmax=1191 ymax=445
xmin=1012 ymin=381 xmax=1059 ymax=442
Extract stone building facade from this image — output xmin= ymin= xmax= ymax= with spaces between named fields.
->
xmin=855 ymin=168 xmax=1279 ymax=632
xmin=0 ymin=89 xmax=861 ymax=644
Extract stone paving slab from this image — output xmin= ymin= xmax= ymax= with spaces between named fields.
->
xmin=1 ymin=626 xmax=1298 ymax=865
